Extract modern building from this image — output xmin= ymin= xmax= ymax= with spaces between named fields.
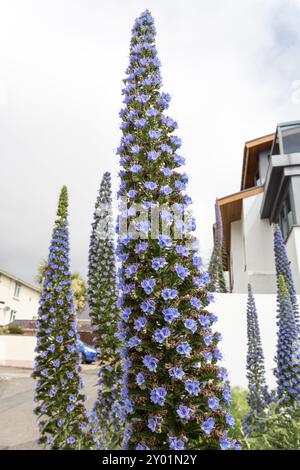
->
xmin=0 ymin=269 xmax=40 ymax=325
xmin=217 ymin=121 xmax=300 ymax=293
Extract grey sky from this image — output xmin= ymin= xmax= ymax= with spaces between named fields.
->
xmin=1 ymin=0 xmax=300 ymax=284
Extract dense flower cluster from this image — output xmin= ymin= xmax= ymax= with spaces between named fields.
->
xmin=33 ymin=186 xmax=90 ymax=449
xmin=87 ymin=172 xmax=123 ymax=448
xmin=243 ymin=284 xmax=270 ymax=434
xmin=116 ymin=10 xmax=238 ymax=450
xmin=208 ymin=203 xmax=227 ymax=293
xmin=274 ymin=275 xmax=300 ymax=406
xmin=274 ymin=225 xmax=299 ymax=327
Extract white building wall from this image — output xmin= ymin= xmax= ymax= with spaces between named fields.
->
xmin=286 ymin=226 xmax=300 ymax=293
xmin=213 ymin=293 xmax=278 ymax=389
xmin=230 ymin=193 xmax=276 ymax=293
xmin=230 ymin=220 xmax=248 ymax=292
xmin=0 ymin=273 xmax=40 ymax=325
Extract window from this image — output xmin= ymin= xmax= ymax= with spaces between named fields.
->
xmin=9 ymin=310 xmax=16 ymax=323
xmin=14 ymin=282 xmax=21 ymax=298
xmin=279 ymin=190 xmax=294 ymax=240
xmin=280 ymin=123 xmax=300 ymax=154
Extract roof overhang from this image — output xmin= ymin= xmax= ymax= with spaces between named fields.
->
xmin=217 ymin=186 xmax=264 ymax=268
xmin=0 ymin=269 xmax=41 ymax=293
xmin=241 ymin=134 xmax=274 ymax=190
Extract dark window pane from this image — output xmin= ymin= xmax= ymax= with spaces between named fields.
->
xmin=281 ymin=124 xmax=300 ymax=154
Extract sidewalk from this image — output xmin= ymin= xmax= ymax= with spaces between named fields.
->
xmin=0 ymin=365 xmax=98 ymax=450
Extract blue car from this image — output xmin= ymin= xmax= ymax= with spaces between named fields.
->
xmin=77 ymin=340 xmax=97 ymax=364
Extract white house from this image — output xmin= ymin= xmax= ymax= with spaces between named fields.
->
xmin=0 ymin=269 xmax=40 ymax=325
xmin=217 ymin=121 xmax=300 ymax=293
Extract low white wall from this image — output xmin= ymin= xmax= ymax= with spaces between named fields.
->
xmin=214 ymin=293 xmax=280 ymax=389
xmin=0 ymin=335 xmax=35 ymax=368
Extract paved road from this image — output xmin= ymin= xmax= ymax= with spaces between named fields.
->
xmin=0 ymin=365 xmax=98 ymax=450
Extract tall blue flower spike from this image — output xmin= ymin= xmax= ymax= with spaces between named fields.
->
xmin=87 ymin=172 xmax=123 ymax=449
xmin=116 ymin=10 xmax=239 ymax=450
xmin=274 ymin=275 xmax=300 ymax=406
xmin=243 ymin=284 xmax=270 ymax=435
xmin=33 ymin=186 xmax=91 ymax=449
xmin=274 ymin=225 xmax=299 ymax=328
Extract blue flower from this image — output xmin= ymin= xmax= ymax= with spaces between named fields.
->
xmin=148 ymin=130 xmax=161 ymax=139
xmin=170 ymin=135 xmax=182 ymax=148
xmin=215 ymin=349 xmax=223 ymax=361
xmin=161 ymin=167 xmax=172 ymax=177
xmin=185 ymin=380 xmax=200 ymax=396
xmin=128 ymin=336 xmax=141 ymax=348
xmin=173 ymin=154 xmax=185 ymax=165
xmin=176 ymin=405 xmax=193 ymax=420
xmin=192 ymin=256 xmax=203 ymax=268
xmin=169 ymin=437 xmax=185 ymax=450
xmin=135 ymin=118 xmax=147 ymax=128
xmin=208 ymin=397 xmax=220 ymax=411
xmin=175 ymin=264 xmax=190 ymax=280
xmin=201 ymin=417 xmax=215 ymax=435
xmin=141 ymin=299 xmax=156 ymax=314
xmin=134 ymin=241 xmax=148 ymax=253
xmin=176 ymin=245 xmax=189 ymax=257
xmin=131 ymin=145 xmax=141 ymax=155
xmin=204 ymin=334 xmax=213 ymax=346
xmin=146 ymin=108 xmax=158 ymax=117
xmin=220 ymin=438 xmax=231 ymax=450
xmin=147 ymin=416 xmax=162 ymax=433
xmin=158 ymin=235 xmax=172 ymax=248
xmin=163 ymin=307 xmax=180 ymax=323
xmin=150 ymin=387 xmax=167 ymax=406
xmin=176 ymin=342 xmax=192 ymax=357
xmin=144 ymin=181 xmax=157 ymax=190
xmin=134 ymin=317 xmax=147 ymax=332
xmin=152 ymin=258 xmax=167 ymax=271
xmin=169 ymin=367 xmax=185 ymax=380
xmin=190 ymin=297 xmax=202 ymax=310
xmin=226 ymin=414 xmax=235 ymax=427
xmin=137 ymin=94 xmax=150 ymax=103
xmin=143 ymin=354 xmax=159 ymax=372
xmin=141 ymin=278 xmax=156 ymax=294
xmin=154 ymin=327 xmax=171 ymax=344
xmin=130 ymin=164 xmax=142 ymax=173
xmin=184 ymin=318 xmax=197 ymax=333
xmin=160 ymin=185 xmax=172 ymax=195
xmin=161 ymin=288 xmax=178 ymax=300
xmin=147 ymin=150 xmax=159 ymax=161
xmin=127 ymin=189 xmax=137 ymax=198
xmin=120 ymin=307 xmax=131 ymax=322
xmin=125 ymin=264 xmax=138 ymax=278
xmin=136 ymin=372 xmax=145 ymax=387
xmin=199 ymin=315 xmax=211 ymax=327
xmin=66 ymin=436 xmax=75 ymax=445
xmin=218 ymin=368 xmax=228 ymax=381
xmin=161 ymin=143 xmax=172 ymax=153
xmin=174 ymin=180 xmax=185 ymax=191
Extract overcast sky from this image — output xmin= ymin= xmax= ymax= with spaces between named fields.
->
xmin=1 ymin=0 xmax=300 ymax=284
